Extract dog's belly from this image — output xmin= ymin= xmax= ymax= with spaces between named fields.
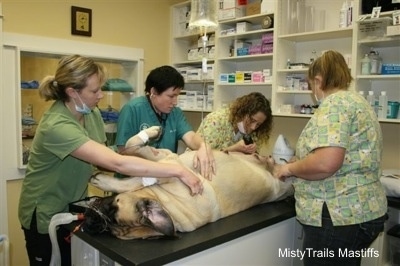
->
xmin=151 ymin=151 xmax=283 ymax=232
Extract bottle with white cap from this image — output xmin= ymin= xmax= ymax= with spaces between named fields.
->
xmin=366 ymin=91 xmax=378 ymax=116
xmin=378 ymin=91 xmax=388 ymax=119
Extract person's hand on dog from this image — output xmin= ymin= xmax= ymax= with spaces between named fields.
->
xmin=178 ymin=166 xmax=204 ymax=196
xmin=193 ymin=142 xmax=216 ymax=181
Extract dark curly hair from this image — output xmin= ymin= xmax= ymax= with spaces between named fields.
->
xmin=228 ymin=92 xmax=273 ymax=145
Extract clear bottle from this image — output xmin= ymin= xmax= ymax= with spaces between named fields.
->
xmin=361 ymin=54 xmax=371 ymax=75
xmin=378 ymin=91 xmax=388 ymax=119
xmin=339 ymin=1 xmax=348 ymax=28
xmin=369 ymin=50 xmax=382 ymax=75
xmin=358 ymin=90 xmax=365 ymax=99
xmin=366 ymin=91 xmax=378 ymax=116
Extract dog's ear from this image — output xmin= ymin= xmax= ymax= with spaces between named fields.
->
xmin=136 ymin=198 xmax=176 ymax=237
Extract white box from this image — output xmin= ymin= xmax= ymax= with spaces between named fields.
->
xmin=187 ymin=68 xmax=202 ymax=81
xmin=261 ymin=0 xmax=275 ymax=14
xmin=207 ymin=97 xmax=214 ymax=111
xmin=196 ymin=94 xmax=205 ymax=109
xmin=176 ymin=66 xmax=190 ymax=80
xmin=208 ymin=46 xmax=215 ymax=59
xmin=387 ymin=25 xmax=400 ymax=36
xmin=178 ymin=91 xmax=187 ymax=109
xmin=218 ymin=7 xmax=245 ymax=21
xmin=219 ymin=0 xmax=236 ymax=10
xmin=186 ymin=91 xmax=197 ymax=109
xmin=208 ymin=34 xmax=215 ymax=46
xmin=202 ymin=64 xmax=214 ymax=80
xmin=187 ymin=48 xmax=198 ymax=61
xmin=207 ymin=84 xmax=214 ymax=98
xmin=236 ymin=22 xmax=252 ymax=33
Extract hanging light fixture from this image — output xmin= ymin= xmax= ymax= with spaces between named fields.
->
xmin=189 ymin=0 xmax=218 ymax=73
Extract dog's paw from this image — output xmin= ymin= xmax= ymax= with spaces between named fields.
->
xmin=143 ymin=126 xmax=162 ymax=140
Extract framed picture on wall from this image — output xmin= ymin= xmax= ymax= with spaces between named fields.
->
xmin=71 ymin=6 xmax=92 ymax=37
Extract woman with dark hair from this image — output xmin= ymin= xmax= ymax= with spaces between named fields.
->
xmin=116 ymin=65 xmax=215 ymax=180
xmin=196 ymin=92 xmax=273 ymax=154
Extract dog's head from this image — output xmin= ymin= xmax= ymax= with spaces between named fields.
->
xmin=82 ymin=194 xmax=177 ymax=240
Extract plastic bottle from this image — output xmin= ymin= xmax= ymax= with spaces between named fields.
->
xmin=366 ymin=91 xmax=378 ymax=115
xmin=378 ymin=91 xmax=388 ymax=119
xmin=358 ymin=90 xmax=365 ymax=98
xmin=339 ymin=1 xmax=348 ymax=28
xmin=361 ymin=54 xmax=371 ymax=75
xmin=347 ymin=1 xmax=354 ymax=27
xmin=369 ymin=50 xmax=382 ymax=75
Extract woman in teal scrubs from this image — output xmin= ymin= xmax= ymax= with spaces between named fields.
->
xmin=116 ymin=65 xmax=216 ymax=180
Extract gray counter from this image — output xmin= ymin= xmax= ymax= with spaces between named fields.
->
xmin=69 ymin=197 xmax=296 ymax=266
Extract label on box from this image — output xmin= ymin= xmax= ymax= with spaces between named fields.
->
xmin=235 ymin=72 xmax=244 ymax=83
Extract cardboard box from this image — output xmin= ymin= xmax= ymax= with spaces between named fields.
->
xmin=218 ymin=7 xmax=245 ymax=21
xmin=246 ymin=0 xmax=261 ymax=16
xmin=236 ymin=21 xmax=252 ymax=33
xmin=186 ymin=91 xmax=198 ymax=109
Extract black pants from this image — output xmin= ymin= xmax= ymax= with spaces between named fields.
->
xmin=301 ymin=203 xmax=386 ymax=266
xmin=22 ymin=210 xmax=71 ymax=266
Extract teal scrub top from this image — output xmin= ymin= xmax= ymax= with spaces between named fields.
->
xmin=116 ymin=96 xmax=192 ymax=152
xmin=18 ymin=100 xmax=106 ymax=234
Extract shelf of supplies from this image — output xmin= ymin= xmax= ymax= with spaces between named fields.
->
xmin=173 ymin=59 xmax=216 ymax=66
xmin=218 ymin=12 xmax=274 ymax=25
xmin=358 ymin=36 xmax=400 ymax=47
xmin=185 ymin=80 xmax=214 ymax=84
xmin=276 ymin=90 xmax=311 ymax=94
xmin=173 ymin=32 xmax=216 ymax=41
xmin=277 ymin=68 xmax=308 ymax=73
xmin=219 ymin=53 xmax=273 ymax=62
xmin=218 ymin=82 xmax=272 ymax=86
xmin=357 ymin=74 xmax=400 ymax=80
xmin=278 ymin=28 xmax=353 ymax=42
xmin=219 ymin=28 xmax=274 ymax=40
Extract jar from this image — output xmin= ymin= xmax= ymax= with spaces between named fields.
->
xmin=369 ymin=50 xmax=382 ymax=74
xmin=387 ymin=101 xmax=400 ymax=119
xmin=361 ymin=53 xmax=371 ymax=75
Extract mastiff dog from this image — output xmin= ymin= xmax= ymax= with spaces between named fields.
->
xmin=83 ymin=127 xmax=293 ymax=240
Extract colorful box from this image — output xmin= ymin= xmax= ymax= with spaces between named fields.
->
xmin=381 ymin=63 xmax=400 ymax=74
xmin=261 ymin=43 xmax=273 ymax=54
